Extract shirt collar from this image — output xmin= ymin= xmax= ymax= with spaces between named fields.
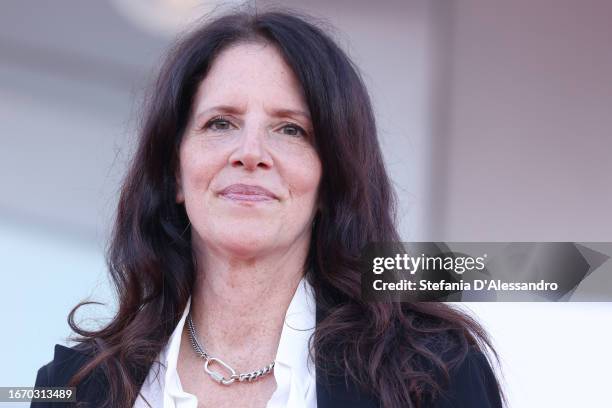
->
xmin=162 ymin=296 xmax=191 ymax=373
xmin=275 ymin=277 xmax=317 ymax=376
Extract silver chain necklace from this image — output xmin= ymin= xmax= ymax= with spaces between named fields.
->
xmin=186 ymin=313 xmax=275 ymax=385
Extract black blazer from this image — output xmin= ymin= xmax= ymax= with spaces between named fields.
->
xmin=32 ymin=305 xmax=502 ymax=408
xmin=32 ymin=344 xmax=501 ymax=408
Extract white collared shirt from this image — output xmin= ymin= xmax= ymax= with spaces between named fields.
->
xmin=134 ymin=277 xmax=317 ymax=408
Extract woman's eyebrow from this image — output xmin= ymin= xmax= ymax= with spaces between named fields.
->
xmin=195 ymin=105 xmax=245 ymax=119
xmin=194 ymin=105 xmax=311 ymax=122
xmin=268 ymin=108 xmax=311 ymax=121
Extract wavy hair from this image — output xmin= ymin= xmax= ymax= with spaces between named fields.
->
xmin=67 ymin=9 xmax=504 ymax=408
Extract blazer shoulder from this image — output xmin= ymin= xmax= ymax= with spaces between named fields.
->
xmin=34 ymin=343 xmax=96 ymax=387
xmin=31 ymin=342 xmax=107 ymax=408
xmin=432 ymin=346 xmax=503 ymax=408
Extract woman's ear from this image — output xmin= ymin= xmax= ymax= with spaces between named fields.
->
xmin=175 ymin=167 xmax=184 ymax=204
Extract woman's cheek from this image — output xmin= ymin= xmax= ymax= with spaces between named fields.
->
xmin=275 ymin=143 xmax=321 ymax=188
xmin=181 ymin=143 xmax=225 ymax=198
xmin=294 ymin=154 xmax=322 ymax=194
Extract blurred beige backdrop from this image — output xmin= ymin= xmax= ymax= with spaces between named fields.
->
xmin=1 ymin=1 xmax=611 ymax=407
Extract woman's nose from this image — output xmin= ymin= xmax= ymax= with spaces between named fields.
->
xmin=228 ymin=124 xmax=273 ymax=171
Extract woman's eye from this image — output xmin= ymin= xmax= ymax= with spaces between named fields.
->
xmin=280 ymin=124 xmax=306 ymax=137
xmin=204 ymin=117 xmax=232 ymax=131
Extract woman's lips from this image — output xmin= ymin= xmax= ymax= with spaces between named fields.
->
xmin=218 ymin=183 xmax=278 ymax=202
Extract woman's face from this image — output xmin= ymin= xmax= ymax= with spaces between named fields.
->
xmin=176 ymin=42 xmax=322 ymax=259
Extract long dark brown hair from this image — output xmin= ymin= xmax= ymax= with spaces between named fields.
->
xmin=67 ymin=8 xmax=505 ymax=408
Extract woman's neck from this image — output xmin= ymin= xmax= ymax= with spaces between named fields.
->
xmin=188 ymin=241 xmax=308 ymax=365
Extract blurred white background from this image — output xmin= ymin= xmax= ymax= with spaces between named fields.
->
xmin=1 ymin=1 xmax=611 ymax=407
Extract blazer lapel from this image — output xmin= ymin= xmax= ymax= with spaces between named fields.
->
xmin=51 ymin=343 xmax=107 ymax=406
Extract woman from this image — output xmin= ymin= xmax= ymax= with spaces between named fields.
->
xmin=32 ymin=9 xmax=504 ymax=408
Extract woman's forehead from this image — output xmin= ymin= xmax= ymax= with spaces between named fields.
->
xmin=192 ymin=42 xmax=309 ymax=116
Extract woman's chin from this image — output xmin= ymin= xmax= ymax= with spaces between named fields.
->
xmin=221 ymin=244 xmax=274 ymax=261
xmin=210 ymin=231 xmax=279 ymax=259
